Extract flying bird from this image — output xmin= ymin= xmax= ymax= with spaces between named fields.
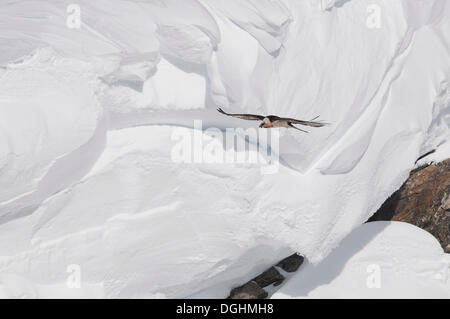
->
xmin=217 ymin=108 xmax=327 ymax=133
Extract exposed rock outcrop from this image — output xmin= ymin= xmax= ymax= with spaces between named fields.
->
xmin=228 ymin=281 xmax=268 ymax=299
xmin=253 ymin=267 xmax=285 ymax=288
xmin=228 ymin=253 xmax=304 ymax=299
xmin=229 ymin=159 xmax=449 ymax=299
xmin=276 ymin=253 xmax=304 ymax=273
xmin=369 ymin=159 xmax=450 ymax=252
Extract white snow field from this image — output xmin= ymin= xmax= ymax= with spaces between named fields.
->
xmin=0 ymin=0 xmax=449 ymax=298
xmin=272 ymin=222 xmax=450 ymax=299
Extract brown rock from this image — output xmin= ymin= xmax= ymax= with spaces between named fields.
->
xmin=276 ymin=253 xmax=304 ymax=273
xmin=252 ymin=267 xmax=285 ymax=287
xmin=369 ymin=159 xmax=450 ymax=250
xmin=228 ymin=281 xmax=268 ymax=299
xmin=445 ymin=244 xmax=450 ymax=254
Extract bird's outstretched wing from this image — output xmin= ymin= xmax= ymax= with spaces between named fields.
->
xmin=217 ymin=108 xmax=265 ymax=121
xmin=278 ymin=116 xmax=328 ymax=128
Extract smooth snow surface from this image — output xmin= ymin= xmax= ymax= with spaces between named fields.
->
xmin=0 ymin=0 xmax=449 ymax=298
xmin=272 ymin=222 xmax=450 ymax=299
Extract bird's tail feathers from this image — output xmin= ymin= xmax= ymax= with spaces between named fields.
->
xmin=288 ymin=123 xmax=309 ymax=133
xmin=307 ymin=116 xmax=330 ymax=127
xmin=306 ymin=120 xmax=328 ymax=127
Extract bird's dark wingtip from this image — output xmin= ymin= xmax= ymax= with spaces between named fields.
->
xmin=217 ymin=107 xmax=225 ymax=114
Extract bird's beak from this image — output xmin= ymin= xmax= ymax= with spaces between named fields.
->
xmin=259 ymin=123 xmax=264 ymax=128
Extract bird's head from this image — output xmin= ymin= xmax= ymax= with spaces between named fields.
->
xmin=259 ymin=118 xmax=270 ymax=128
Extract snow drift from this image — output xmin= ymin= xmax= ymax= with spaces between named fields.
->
xmin=0 ymin=0 xmax=449 ymax=298
xmin=272 ymin=222 xmax=450 ymax=299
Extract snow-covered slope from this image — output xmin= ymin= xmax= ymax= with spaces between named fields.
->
xmin=272 ymin=222 xmax=450 ymax=299
xmin=0 ymin=0 xmax=449 ymax=298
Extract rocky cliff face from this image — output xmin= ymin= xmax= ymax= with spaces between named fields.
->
xmin=230 ymin=159 xmax=450 ymax=298
xmin=228 ymin=254 xmax=304 ymax=299
xmin=369 ymin=159 xmax=450 ymax=253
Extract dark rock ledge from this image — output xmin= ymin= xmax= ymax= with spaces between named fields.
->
xmin=368 ymin=158 xmax=450 ymax=253
xmin=228 ymin=159 xmax=450 ymax=299
xmin=228 ymin=254 xmax=304 ymax=299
